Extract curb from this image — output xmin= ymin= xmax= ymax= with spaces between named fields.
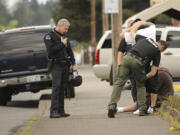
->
xmin=174 ymin=85 xmax=180 ymax=91
xmin=159 ymin=105 xmax=180 ymax=131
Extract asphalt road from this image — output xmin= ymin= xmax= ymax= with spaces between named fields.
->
xmin=0 ymin=65 xmax=179 ymax=135
xmin=0 ymin=91 xmax=45 ymax=135
xmin=31 ymin=65 xmax=177 ymax=135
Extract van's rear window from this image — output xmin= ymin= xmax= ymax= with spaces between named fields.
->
xmin=0 ymin=30 xmax=50 ymax=54
xmin=102 ymin=39 xmax=112 ymax=48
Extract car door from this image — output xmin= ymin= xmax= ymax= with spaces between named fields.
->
xmin=160 ymin=30 xmax=180 ymax=78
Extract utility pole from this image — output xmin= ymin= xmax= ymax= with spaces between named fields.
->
xmin=91 ymin=0 xmax=96 ymax=47
xmin=104 ymin=0 xmax=122 ymax=81
xmin=102 ymin=0 xmax=109 ymax=34
xmin=112 ymin=0 xmax=122 ymax=82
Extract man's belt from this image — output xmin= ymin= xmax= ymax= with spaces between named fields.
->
xmin=52 ymin=58 xmax=71 ymax=66
xmin=127 ymin=52 xmax=144 ymax=62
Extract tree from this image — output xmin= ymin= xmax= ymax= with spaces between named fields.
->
xmin=13 ymin=0 xmax=30 ymax=26
xmin=52 ymin=0 xmax=91 ymax=42
xmin=123 ymin=0 xmax=149 ymax=13
xmin=0 ymin=20 xmax=19 ymax=30
xmin=122 ymin=0 xmax=149 ymax=22
xmin=52 ymin=0 xmax=102 ymax=42
xmin=30 ymin=0 xmax=39 ymax=11
xmin=0 ymin=0 xmax=11 ymax=25
xmin=11 ymin=0 xmax=58 ymax=27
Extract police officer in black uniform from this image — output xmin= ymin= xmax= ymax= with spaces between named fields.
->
xmin=44 ymin=18 xmax=77 ymax=118
xmin=108 ymin=21 xmax=168 ymax=118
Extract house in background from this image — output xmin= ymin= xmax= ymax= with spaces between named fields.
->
xmin=123 ymin=0 xmax=180 ymax=27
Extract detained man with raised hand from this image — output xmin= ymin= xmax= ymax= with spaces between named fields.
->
xmin=120 ymin=18 xmax=156 ymax=45
xmin=116 ymin=67 xmax=174 ymax=114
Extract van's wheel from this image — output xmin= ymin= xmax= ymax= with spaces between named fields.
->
xmin=65 ymin=84 xmax=75 ymax=98
xmin=0 ymin=89 xmax=11 ymax=106
xmin=109 ymin=66 xmax=113 ymax=86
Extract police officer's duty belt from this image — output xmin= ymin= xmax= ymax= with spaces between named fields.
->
xmin=52 ymin=58 xmax=71 ymax=66
xmin=127 ymin=52 xmax=144 ymax=62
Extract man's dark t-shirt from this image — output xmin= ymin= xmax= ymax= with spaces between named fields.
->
xmin=118 ymin=38 xmax=132 ymax=54
xmin=130 ymin=35 xmax=161 ymax=72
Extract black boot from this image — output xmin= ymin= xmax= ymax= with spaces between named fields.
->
xmin=50 ymin=111 xmax=60 ymax=118
xmin=108 ymin=109 xmax=116 ymax=118
xmin=108 ymin=103 xmax=117 ymax=118
xmin=59 ymin=112 xmax=70 ymax=117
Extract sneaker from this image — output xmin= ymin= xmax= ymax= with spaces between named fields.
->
xmin=133 ymin=109 xmax=149 ymax=116
xmin=147 ymin=106 xmax=157 ymax=114
xmin=133 ymin=109 xmax=140 ymax=115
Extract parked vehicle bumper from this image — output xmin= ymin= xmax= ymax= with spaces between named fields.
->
xmin=0 ymin=73 xmax=52 ymax=92
xmin=93 ymin=64 xmax=111 ymax=80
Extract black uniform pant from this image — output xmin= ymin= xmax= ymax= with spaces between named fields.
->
xmin=50 ymin=63 xmax=69 ymax=114
xmin=130 ymin=77 xmax=137 ymax=102
xmin=131 ymin=73 xmax=158 ymax=103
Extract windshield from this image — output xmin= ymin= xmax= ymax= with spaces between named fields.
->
xmin=0 ymin=29 xmax=50 ymax=54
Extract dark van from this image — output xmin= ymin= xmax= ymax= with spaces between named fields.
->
xmin=0 ymin=25 xmax=75 ymax=105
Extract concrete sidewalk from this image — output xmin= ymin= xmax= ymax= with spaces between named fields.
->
xmin=31 ymin=66 xmax=176 ymax=135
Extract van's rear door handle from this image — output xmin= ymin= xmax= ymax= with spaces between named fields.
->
xmin=33 ymin=53 xmax=41 ymax=56
xmin=164 ymin=52 xmax=173 ymax=55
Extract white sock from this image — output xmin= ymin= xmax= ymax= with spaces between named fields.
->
xmin=117 ymin=107 xmax=124 ymax=112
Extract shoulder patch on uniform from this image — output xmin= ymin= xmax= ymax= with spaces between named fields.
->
xmin=45 ymin=35 xmax=51 ymax=40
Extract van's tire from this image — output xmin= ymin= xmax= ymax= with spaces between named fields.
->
xmin=65 ymin=84 xmax=75 ymax=98
xmin=0 ymin=89 xmax=11 ymax=106
xmin=109 ymin=66 xmax=113 ymax=86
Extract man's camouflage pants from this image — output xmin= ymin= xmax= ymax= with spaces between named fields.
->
xmin=108 ymin=54 xmax=147 ymax=112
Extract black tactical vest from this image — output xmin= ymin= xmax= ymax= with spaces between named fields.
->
xmin=131 ymin=38 xmax=159 ymax=58
xmin=52 ymin=30 xmax=69 ymax=58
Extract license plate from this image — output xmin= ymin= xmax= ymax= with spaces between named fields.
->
xmin=27 ymin=75 xmax=41 ymax=83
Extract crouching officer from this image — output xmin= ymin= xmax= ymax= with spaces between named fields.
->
xmin=44 ymin=18 xmax=77 ymax=118
xmin=108 ymin=21 xmax=168 ymax=118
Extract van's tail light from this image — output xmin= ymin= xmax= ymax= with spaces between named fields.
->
xmin=95 ymin=49 xmax=100 ymax=64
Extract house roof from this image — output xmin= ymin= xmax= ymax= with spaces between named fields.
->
xmin=123 ymin=0 xmax=180 ymax=27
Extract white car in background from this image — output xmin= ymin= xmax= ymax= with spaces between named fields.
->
xmin=93 ymin=26 xmax=180 ymax=85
